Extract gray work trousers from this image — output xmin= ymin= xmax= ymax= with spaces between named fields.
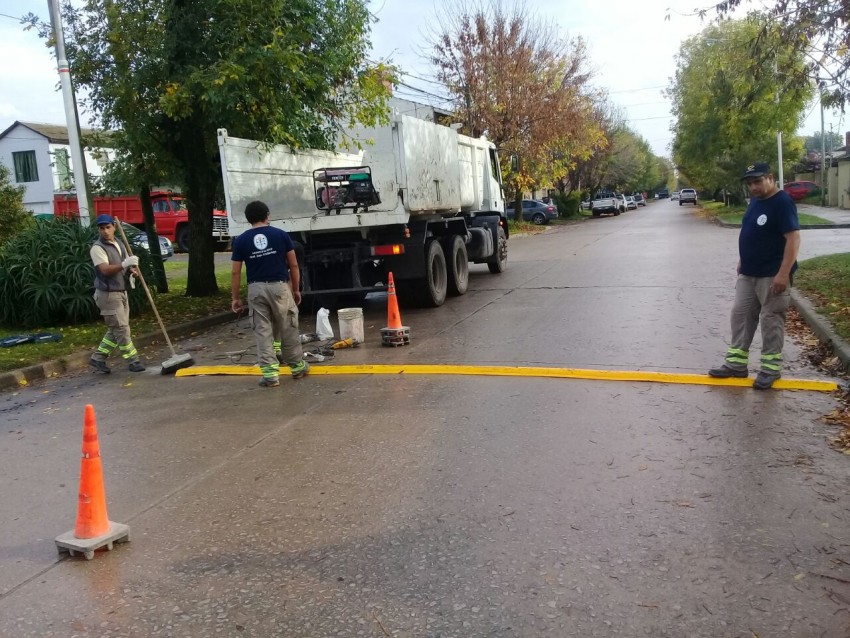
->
xmin=248 ymin=281 xmax=301 ymax=379
xmin=724 ymin=274 xmax=791 ymax=376
xmin=92 ymin=289 xmax=139 ymax=363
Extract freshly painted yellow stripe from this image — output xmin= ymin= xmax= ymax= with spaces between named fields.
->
xmin=176 ymin=364 xmax=837 ymax=392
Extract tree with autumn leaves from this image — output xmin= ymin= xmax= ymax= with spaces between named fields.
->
xmin=428 ymin=1 xmax=603 ymax=210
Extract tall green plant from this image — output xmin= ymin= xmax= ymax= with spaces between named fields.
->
xmin=0 ymin=219 xmax=152 ymax=328
xmin=553 ymin=191 xmax=580 ymax=218
xmin=0 ymin=164 xmax=34 ymax=247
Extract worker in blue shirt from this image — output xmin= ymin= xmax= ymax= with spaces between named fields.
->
xmin=231 ymin=201 xmax=308 ymax=387
xmin=709 ymin=162 xmax=801 ymax=390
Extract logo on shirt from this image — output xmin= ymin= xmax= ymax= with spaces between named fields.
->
xmin=757 ymin=214 xmax=767 ymax=226
xmin=253 ymin=233 xmax=269 ymax=250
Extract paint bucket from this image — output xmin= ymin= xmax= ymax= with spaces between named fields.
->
xmin=337 ymin=307 xmax=364 ymax=343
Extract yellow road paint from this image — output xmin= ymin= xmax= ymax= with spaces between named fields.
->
xmin=176 ymin=364 xmax=838 ymax=392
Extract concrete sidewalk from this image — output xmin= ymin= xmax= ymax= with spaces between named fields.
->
xmin=797 ymin=202 xmax=850 ymax=226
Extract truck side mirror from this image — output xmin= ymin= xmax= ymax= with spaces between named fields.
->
xmin=510 ymin=154 xmax=518 ymax=172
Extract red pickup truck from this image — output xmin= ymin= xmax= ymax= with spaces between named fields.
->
xmin=53 ymin=191 xmax=230 ymax=252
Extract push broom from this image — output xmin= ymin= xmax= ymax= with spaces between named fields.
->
xmin=114 ymin=218 xmax=195 ymax=375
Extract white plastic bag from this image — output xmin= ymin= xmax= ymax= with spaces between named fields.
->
xmin=316 ymin=307 xmax=334 ymax=340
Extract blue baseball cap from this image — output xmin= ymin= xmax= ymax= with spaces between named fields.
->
xmin=742 ymin=162 xmax=771 ymax=180
xmin=95 ymin=214 xmax=114 ymax=226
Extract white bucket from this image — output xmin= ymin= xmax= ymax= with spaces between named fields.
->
xmin=337 ymin=307 xmax=364 ymax=343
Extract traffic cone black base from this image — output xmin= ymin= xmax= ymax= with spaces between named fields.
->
xmin=381 ymin=326 xmax=411 ymax=347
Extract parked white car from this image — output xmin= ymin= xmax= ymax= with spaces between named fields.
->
xmin=671 ymin=191 xmax=680 ymax=201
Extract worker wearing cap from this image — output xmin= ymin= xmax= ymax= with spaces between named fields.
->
xmin=709 ymin=162 xmax=801 ymax=390
xmin=89 ymin=214 xmax=146 ymax=374
xmin=231 ymin=201 xmax=307 ymax=387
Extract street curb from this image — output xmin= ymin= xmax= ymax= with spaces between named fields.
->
xmin=790 ymin=290 xmax=850 ymax=373
xmin=0 ymin=311 xmax=236 ymax=393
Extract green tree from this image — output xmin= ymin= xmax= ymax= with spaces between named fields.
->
xmin=711 ymin=0 xmax=850 ymax=109
xmin=654 ymin=156 xmax=675 ymax=194
xmin=603 ymin=128 xmax=655 ymax=193
xmin=40 ymin=0 xmax=392 ymax=297
xmin=0 ymin=164 xmax=34 ymax=247
xmin=668 ymin=17 xmax=811 ymax=197
xmin=802 ymin=130 xmax=842 ymax=154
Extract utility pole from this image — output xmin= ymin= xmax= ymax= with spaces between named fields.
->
xmin=820 ymin=84 xmax=827 ymax=206
xmin=48 ymin=0 xmax=91 ymax=226
xmin=774 ymin=59 xmax=783 ymax=189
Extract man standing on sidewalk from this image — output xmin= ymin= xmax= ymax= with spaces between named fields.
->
xmin=708 ymin=162 xmax=801 ymax=389
xmin=89 ymin=214 xmax=146 ymax=374
xmin=231 ymin=201 xmax=308 ymax=387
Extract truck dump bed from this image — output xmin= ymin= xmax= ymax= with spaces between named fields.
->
xmin=218 ymin=113 xmax=500 ymax=236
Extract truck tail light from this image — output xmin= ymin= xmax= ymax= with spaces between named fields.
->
xmin=371 ymin=245 xmax=405 ymax=256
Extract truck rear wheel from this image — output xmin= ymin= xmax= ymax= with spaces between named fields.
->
xmin=420 ymin=239 xmax=447 ymax=307
xmin=442 ymin=235 xmax=469 ymax=296
xmin=176 ymin=227 xmax=190 ymax=252
xmin=487 ymin=226 xmax=507 ymax=274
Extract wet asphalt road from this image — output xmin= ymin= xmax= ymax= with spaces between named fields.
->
xmin=1 ymin=201 xmax=849 ymax=637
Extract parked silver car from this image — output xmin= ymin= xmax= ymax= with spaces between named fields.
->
xmin=136 ymin=232 xmax=174 ymax=260
xmin=505 ymin=199 xmax=559 ymax=225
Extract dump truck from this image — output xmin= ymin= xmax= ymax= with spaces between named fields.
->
xmin=217 ymin=104 xmax=508 ymax=307
xmin=53 ymin=191 xmax=231 ymax=252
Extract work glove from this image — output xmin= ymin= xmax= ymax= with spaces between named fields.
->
xmin=121 ymin=255 xmax=139 ymax=269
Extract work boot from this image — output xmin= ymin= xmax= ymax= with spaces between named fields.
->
xmin=128 ymin=361 xmax=146 ymax=372
xmin=708 ymin=365 xmax=748 ymax=379
xmin=258 ymin=377 xmax=280 ymax=388
xmin=276 ymin=351 xmax=284 ymax=365
xmin=88 ymin=357 xmax=111 ymax=374
xmin=290 ymin=360 xmax=310 ymax=379
xmin=753 ymin=371 xmax=780 ymax=390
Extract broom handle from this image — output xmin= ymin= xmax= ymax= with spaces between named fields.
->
xmin=114 ymin=219 xmax=178 ymax=357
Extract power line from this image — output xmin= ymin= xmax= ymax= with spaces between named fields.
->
xmin=624 ymin=100 xmax=671 ymax=107
xmin=626 ymin=115 xmax=675 ymax=122
xmin=395 ymin=81 xmax=454 ymax=103
xmin=399 ymin=70 xmax=448 ymax=88
xmin=609 ymin=84 xmax=668 ymax=94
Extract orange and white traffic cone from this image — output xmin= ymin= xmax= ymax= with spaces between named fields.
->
xmin=55 ymin=405 xmax=130 ymax=560
xmin=381 ymin=272 xmax=410 ymax=347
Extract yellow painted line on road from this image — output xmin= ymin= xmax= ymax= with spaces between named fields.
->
xmin=176 ymin=364 xmax=837 ymax=392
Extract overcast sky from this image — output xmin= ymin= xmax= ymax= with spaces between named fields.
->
xmin=1 ymin=0 xmax=843 ymax=157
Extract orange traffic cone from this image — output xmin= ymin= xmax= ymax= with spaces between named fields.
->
xmin=55 ymin=404 xmax=130 ymax=560
xmin=386 ymin=272 xmax=403 ymax=330
xmin=381 ymin=272 xmax=410 ymax=347
xmin=75 ymin=404 xmax=110 ymax=538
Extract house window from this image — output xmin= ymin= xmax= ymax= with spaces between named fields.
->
xmin=52 ymin=148 xmax=72 ymax=190
xmin=12 ymin=150 xmax=39 ymax=183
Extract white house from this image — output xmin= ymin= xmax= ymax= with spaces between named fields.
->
xmin=0 ymin=121 xmax=115 ymax=216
